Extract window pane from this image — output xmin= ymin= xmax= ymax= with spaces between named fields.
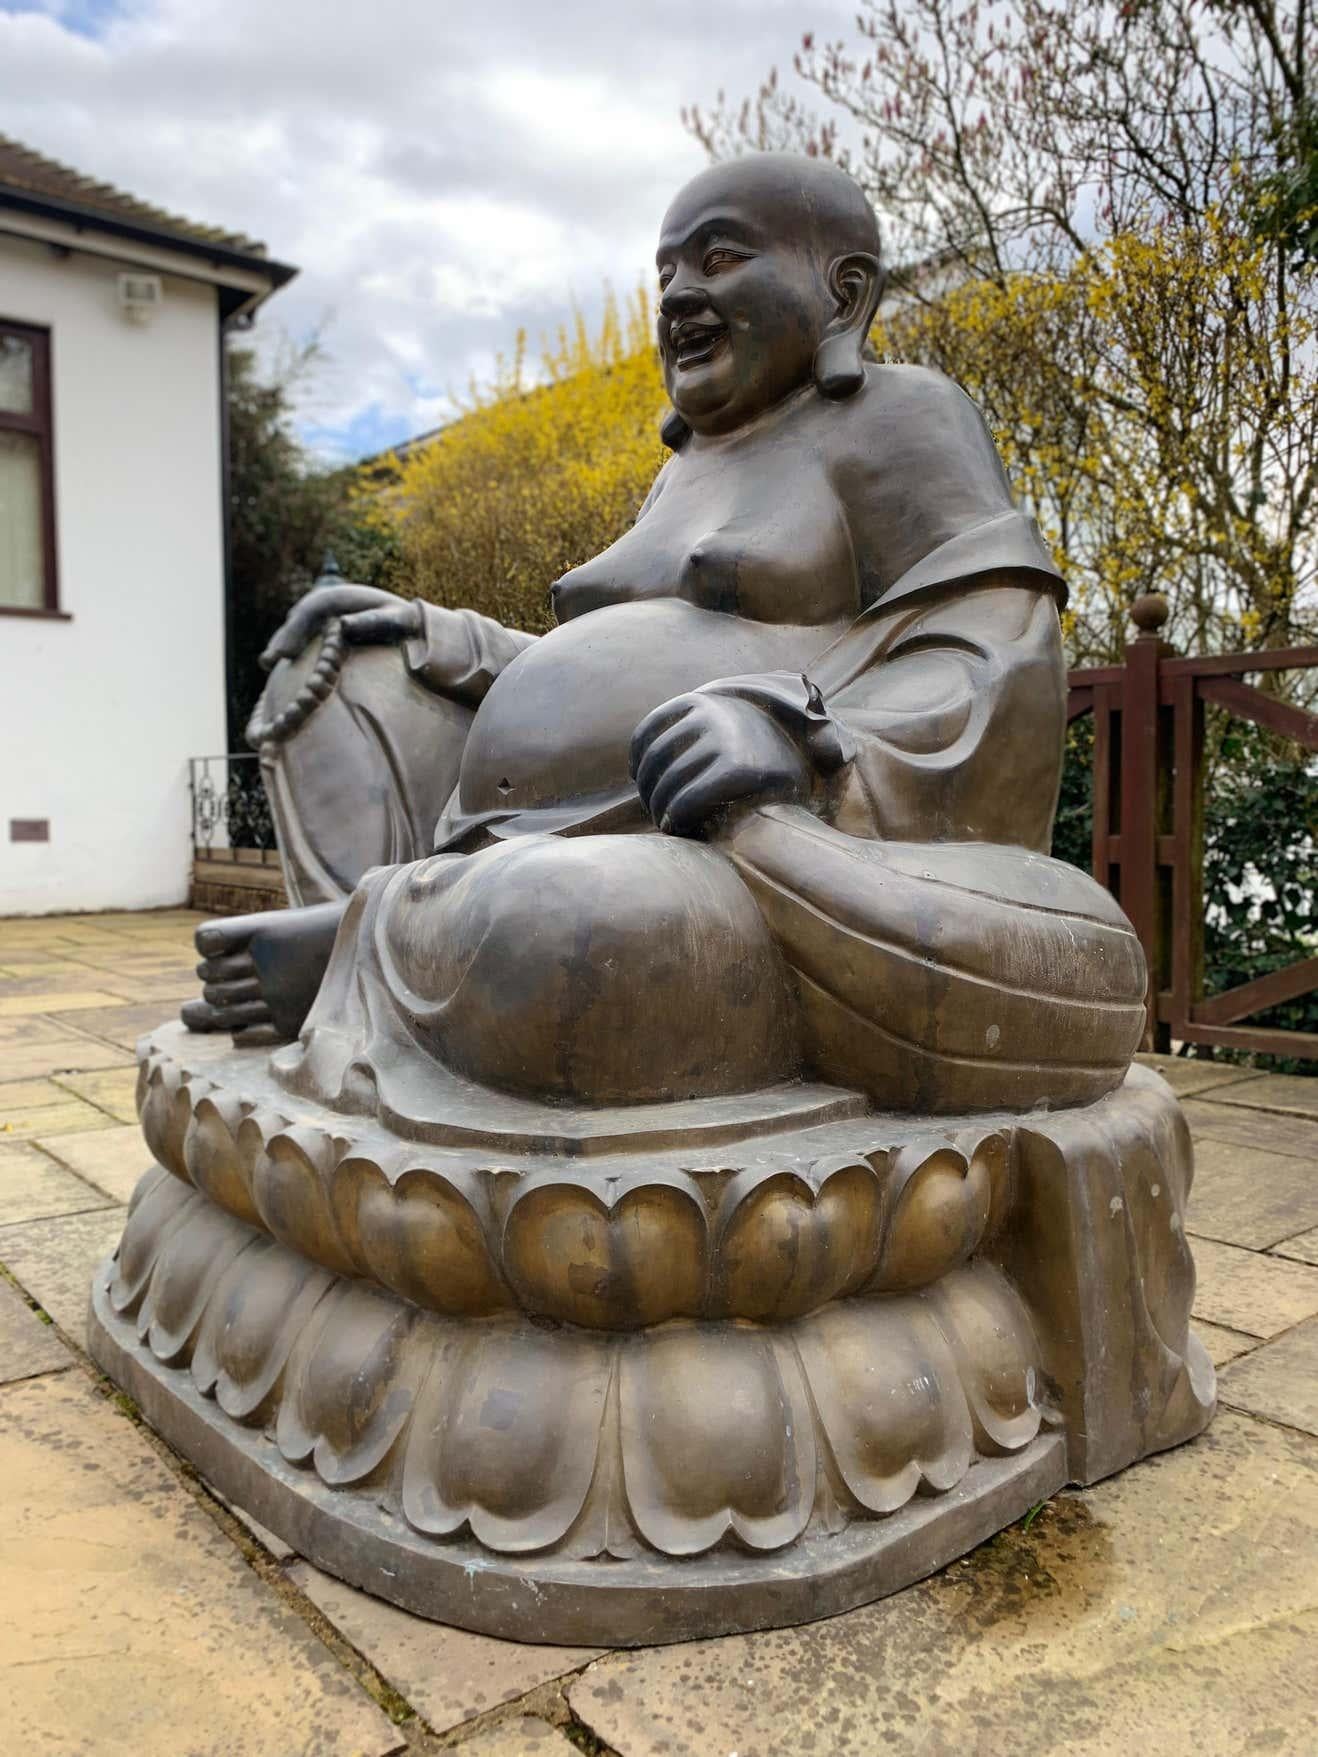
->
xmin=0 ymin=431 xmax=44 ymax=607
xmin=0 ymin=335 xmax=34 ymax=417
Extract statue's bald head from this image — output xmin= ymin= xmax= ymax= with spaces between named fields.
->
xmin=656 ymin=152 xmax=884 ymax=441
xmin=659 ymin=153 xmax=881 ymax=268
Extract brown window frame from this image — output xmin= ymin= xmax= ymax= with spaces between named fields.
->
xmin=0 ymin=318 xmax=64 ymax=619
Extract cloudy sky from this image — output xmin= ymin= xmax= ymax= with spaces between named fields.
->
xmin=0 ymin=0 xmax=857 ymax=458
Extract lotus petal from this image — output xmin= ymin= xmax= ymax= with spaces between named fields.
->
xmin=502 ymin=1175 xmax=706 ymax=1328
xmin=336 ymin=1158 xmax=508 ymax=1317
xmin=183 ymin=1091 xmax=261 ymax=1226
xmin=191 ymin=1235 xmax=334 ymax=1422
xmin=795 ymin=1297 xmax=973 ymax=1513
xmin=402 ymin=1318 xmax=612 ymax=1552
xmin=619 ymin=1322 xmax=815 ymax=1554
xmin=870 ymin=1137 xmax=995 ymax=1292
xmin=137 ymin=1058 xmax=197 ymax=1183
xmin=248 ymin=1121 xmax=357 ymax=1276
xmin=110 ymin=1171 xmax=198 ymax=1317
xmin=276 ymin=1279 xmax=431 ymax=1485
xmin=141 ymin=1200 xmax=258 ymax=1364
xmin=925 ymin=1264 xmax=1043 ymax=1454
xmin=714 ymin=1157 xmax=881 ymax=1319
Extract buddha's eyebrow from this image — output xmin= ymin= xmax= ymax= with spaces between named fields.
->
xmin=656 ymin=214 xmax=759 ymax=262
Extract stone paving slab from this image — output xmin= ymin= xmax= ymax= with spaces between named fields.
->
xmin=1134 ymin=1054 xmax=1263 ymax=1097
xmin=1187 ymin=1136 xmax=1318 ymax=1250
xmin=454 ymin=1716 xmax=581 ymax=1753
xmin=569 ymin=1412 xmax=1318 ymax=1757
xmin=37 ymin=1122 xmax=156 ymax=1204
xmin=0 ymin=1140 xmax=118 ymax=1226
xmin=0 ymin=987 xmax=130 ymax=1018
xmin=1218 ymin=1317 xmax=1318 ymax=1438
xmin=1179 ymin=1098 xmax=1318 ymax=1160
xmin=1189 ymin=1235 xmax=1318 ymax=1337
xmin=1274 ymin=1227 xmax=1318 ymax=1267
xmin=290 ymin=1562 xmax=603 ymax=1735
xmin=0 ymin=1205 xmax=128 ymax=1342
xmin=51 ymin=1064 xmax=142 ymax=1124
xmin=1202 ymin=1072 xmax=1318 ymax=1118
xmin=0 ymin=1274 xmax=74 ymax=1384
xmin=0 ymin=1034 xmax=135 ymax=1080
xmin=0 ymin=1372 xmax=403 ymax=1757
xmin=56 ymin=999 xmax=191 ymax=1050
xmin=0 ymin=1012 xmax=99 ymax=1046
xmin=1192 ymin=1319 xmax=1261 ymax=1367
xmin=0 ymin=1090 xmax=116 ymax=1141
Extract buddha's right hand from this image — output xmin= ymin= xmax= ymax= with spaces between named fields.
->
xmin=259 ymin=584 xmax=423 ymax=670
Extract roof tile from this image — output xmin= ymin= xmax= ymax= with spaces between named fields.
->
xmin=0 ymin=132 xmax=268 ymax=257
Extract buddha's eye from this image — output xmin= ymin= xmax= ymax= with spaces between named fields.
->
xmin=658 ymin=265 xmax=675 ymax=290
xmin=702 ymin=247 xmax=748 ymax=277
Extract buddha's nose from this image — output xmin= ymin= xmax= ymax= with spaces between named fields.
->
xmin=660 ymin=283 xmax=709 ymax=321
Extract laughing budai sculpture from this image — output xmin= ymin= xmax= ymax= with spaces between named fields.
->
xmin=89 ymin=153 xmax=1214 ymax=1644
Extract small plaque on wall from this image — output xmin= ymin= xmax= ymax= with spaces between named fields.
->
xmin=10 ymin=819 xmax=50 ymax=843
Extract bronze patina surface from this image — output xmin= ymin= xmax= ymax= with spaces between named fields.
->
xmin=89 ymin=152 xmax=1212 ymax=1643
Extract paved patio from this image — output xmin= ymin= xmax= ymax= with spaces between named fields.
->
xmin=1 ymin=908 xmax=1316 ymax=1756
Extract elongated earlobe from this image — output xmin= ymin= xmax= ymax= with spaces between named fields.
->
xmin=814 ymin=252 xmax=884 ymax=400
xmin=812 ymin=331 xmax=867 ymax=400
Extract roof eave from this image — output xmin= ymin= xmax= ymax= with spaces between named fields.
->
xmin=0 ymin=184 xmax=298 ymax=306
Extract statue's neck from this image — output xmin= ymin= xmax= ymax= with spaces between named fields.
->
xmin=685 ymin=381 xmax=818 ymax=454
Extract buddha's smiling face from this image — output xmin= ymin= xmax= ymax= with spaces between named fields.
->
xmin=656 ymin=166 xmax=837 ymax=437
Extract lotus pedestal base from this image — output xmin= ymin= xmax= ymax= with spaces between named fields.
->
xmin=87 ymin=1027 xmax=1214 ymax=1646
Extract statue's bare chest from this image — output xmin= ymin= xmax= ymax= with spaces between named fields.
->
xmin=556 ymin=438 xmax=853 ymax=625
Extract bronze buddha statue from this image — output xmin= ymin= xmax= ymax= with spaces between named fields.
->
xmin=89 ymin=154 xmax=1213 ymax=1645
xmin=187 ymin=154 xmax=1142 ymax=1117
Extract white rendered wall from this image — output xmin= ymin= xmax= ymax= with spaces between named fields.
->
xmin=0 ymin=234 xmax=226 ymax=913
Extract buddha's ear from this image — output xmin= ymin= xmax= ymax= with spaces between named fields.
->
xmin=814 ymin=252 xmax=885 ymax=400
xmin=660 ymin=406 xmax=691 ymax=451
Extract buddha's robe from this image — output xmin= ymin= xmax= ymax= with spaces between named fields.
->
xmin=277 ymin=369 xmax=1146 ymax=1118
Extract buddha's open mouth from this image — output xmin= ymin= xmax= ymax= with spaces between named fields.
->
xmin=670 ymin=320 xmax=728 ymax=369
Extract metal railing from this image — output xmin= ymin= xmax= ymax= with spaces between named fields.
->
xmin=188 ymin=754 xmax=278 ymax=861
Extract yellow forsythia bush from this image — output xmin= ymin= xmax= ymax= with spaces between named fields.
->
xmin=379 ymin=289 xmax=667 ymax=633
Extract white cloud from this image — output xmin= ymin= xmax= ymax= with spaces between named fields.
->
xmin=0 ymin=0 xmax=855 ymax=455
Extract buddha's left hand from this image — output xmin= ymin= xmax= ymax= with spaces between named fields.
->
xmin=630 ymin=690 xmax=815 ymax=837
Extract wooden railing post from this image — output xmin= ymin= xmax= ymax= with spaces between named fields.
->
xmin=1120 ymin=594 xmax=1174 ymax=1051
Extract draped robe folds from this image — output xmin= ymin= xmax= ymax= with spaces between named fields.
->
xmin=275 ymin=367 xmax=1147 ymax=1118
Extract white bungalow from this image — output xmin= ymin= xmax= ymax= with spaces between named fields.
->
xmin=0 ymin=135 xmax=295 ymax=914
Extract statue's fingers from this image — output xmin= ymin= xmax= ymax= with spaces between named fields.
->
xmin=342 ymin=606 xmax=413 ymax=645
xmin=629 ymin=696 xmax=697 ymax=777
xmin=202 ymin=977 xmax=263 ymax=1008
xmin=648 ymin=746 xmax=717 ymax=830
xmin=181 ymin=998 xmax=227 ymax=1033
xmin=661 ymin=761 xmax=757 ymax=838
xmin=633 ymin=717 xmax=704 ymax=802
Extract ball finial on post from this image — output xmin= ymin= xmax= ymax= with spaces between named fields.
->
xmin=1130 ymin=591 xmax=1169 ymax=635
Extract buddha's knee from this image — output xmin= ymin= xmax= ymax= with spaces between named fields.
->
xmin=387 ymin=835 xmax=800 ymax=1103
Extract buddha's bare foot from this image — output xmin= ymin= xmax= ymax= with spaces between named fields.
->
xmin=182 ymin=902 xmax=347 ymax=1041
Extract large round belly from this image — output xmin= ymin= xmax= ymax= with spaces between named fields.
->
xmin=459 ymin=600 xmax=834 ymax=816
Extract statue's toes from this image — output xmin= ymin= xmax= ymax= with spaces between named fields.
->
xmin=196 ymin=918 xmax=252 ymax=960
xmin=195 ymin=951 xmax=253 ymax=984
xmin=202 ymin=976 xmax=262 ymax=1008
xmin=180 ymin=995 xmax=271 ymax=1034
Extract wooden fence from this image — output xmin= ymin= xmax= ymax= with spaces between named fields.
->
xmin=1068 ymin=595 xmax=1318 ymax=1060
